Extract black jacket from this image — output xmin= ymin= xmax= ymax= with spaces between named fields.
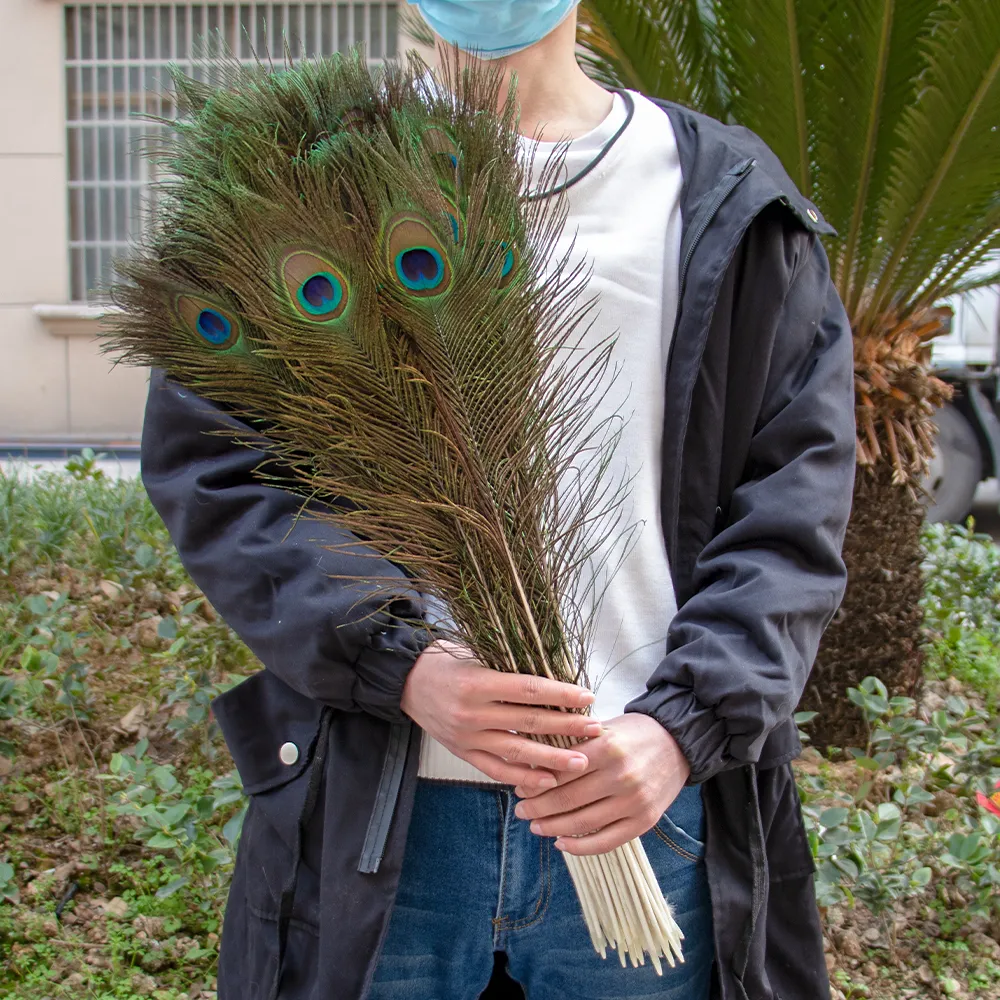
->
xmin=141 ymin=99 xmax=855 ymax=1000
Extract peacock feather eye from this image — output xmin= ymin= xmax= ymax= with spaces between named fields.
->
xmin=497 ymin=241 xmax=520 ymax=289
xmin=385 ymin=213 xmax=452 ymax=298
xmin=175 ymin=295 xmax=242 ymax=351
xmin=339 ymin=106 xmax=367 ymax=133
xmin=422 ymin=127 xmax=461 ymax=188
xmin=442 ymin=201 xmax=462 ymax=244
xmin=280 ymin=249 xmax=350 ymax=322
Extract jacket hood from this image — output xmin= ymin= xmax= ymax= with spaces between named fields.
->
xmin=654 ymin=99 xmax=837 ymax=242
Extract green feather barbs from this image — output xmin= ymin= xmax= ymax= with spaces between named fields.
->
xmin=174 ymin=294 xmax=243 ymax=352
xmin=280 ymin=248 xmax=350 ymax=322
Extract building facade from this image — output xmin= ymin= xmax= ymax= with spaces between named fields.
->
xmin=0 ymin=0 xmax=404 ymax=444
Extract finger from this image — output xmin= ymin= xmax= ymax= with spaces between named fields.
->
xmin=514 ymin=772 xmax=608 ymax=820
xmin=524 ymin=797 xmax=621 ymax=839
xmin=480 ymin=706 xmax=604 ymax=741
xmin=478 ymin=732 xmax=589 ymax=773
xmin=462 ymin=750 xmax=560 ymax=789
xmin=485 ymin=672 xmax=595 ymax=710
xmin=554 ymin=818 xmax=640 ymax=856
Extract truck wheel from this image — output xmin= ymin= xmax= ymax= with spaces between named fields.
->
xmin=921 ymin=402 xmax=983 ymax=523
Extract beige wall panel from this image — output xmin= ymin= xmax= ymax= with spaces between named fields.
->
xmin=0 ymin=156 xmax=68 ymax=304
xmin=0 ymin=0 xmax=65 ymax=154
xmin=67 ymin=336 xmax=147 ymax=438
xmin=0 ymin=306 xmax=69 ymax=437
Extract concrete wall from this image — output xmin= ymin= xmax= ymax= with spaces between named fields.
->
xmin=0 ymin=0 xmax=424 ymax=444
xmin=1 ymin=0 xmax=150 ymax=442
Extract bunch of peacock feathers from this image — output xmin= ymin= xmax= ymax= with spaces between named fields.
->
xmin=103 ymin=47 xmax=684 ymax=972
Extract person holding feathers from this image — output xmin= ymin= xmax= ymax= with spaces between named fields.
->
xmin=128 ymin=1 xmax=855 ymax=998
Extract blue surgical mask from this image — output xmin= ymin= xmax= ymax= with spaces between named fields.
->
xmin=406 ymin=0 xmax=582 ymax=59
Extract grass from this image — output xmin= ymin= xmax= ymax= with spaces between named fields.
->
xmin=0 ymin=462 xmax=998 ymax=999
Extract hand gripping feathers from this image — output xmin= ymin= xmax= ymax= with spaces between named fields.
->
xmin=102 ymin=49 xmax=685 ymax=972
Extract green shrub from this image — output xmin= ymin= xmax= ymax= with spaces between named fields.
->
xmin=922 ymin=520 xmax=1000 ymax=700
xmin=800 ymin=676 xmax=1000 ymax=937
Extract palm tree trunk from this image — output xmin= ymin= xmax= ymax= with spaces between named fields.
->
xmin=802 ymin=457 xmax=926 ymax=750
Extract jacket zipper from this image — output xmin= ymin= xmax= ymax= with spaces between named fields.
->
xmin=679 ymin=157 xmax=757 ymax=295
xmin=663 ymin=155 xmax=757 ymax=571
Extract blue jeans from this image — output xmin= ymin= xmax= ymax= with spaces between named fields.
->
xmin=368 ymin=780 xmax=714 ymax=1000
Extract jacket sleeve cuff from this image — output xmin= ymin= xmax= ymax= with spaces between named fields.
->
xmin=625 ymin=684 xmax=731 ymax=785
xmin=350 ymin=620 xmax=432 ymax=724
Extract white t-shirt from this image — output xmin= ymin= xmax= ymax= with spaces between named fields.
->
xmin=419 ymin=91 xmax=684 ymax=782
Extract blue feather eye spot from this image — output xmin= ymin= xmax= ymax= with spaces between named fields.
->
xmin=386 ymin=214 xmax=452 ymax=298
xmin=175 ymin=295 xmax=242 ymax=352
xmin=497 ymin=241 xmax=520 ymax=289
xmin=501 ymin=246 xmax=515 ymax=278
xmin=396 ymin=247 xmax=444 ymax=290
xmin=422 ymin=127 xmax=461 ymax=191
xmin=281 ymin=250 xmax=350 ymax=322
xmin=298 ymin=272 xmax=345 ymax=316
xmin=441 ymin=206 xmax=462 ymax=244
xmin=197 ymin=308 xmax=231 ymax=344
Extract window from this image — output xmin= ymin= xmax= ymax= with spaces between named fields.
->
xmin=64 ymin=2 xmax=398 ymax=302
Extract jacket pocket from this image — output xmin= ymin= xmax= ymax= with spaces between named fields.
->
xmin=212 ymin=670 xmax=327 ymax=927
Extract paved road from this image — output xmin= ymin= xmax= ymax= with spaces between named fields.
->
xmin=2 ymin=457 xmax=140 ymax=480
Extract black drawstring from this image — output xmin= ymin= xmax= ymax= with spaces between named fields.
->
xmin=268 ymin=707 xmax=334 ymax=1000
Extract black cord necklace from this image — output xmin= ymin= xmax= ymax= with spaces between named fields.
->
xmin=523 ymin=89 xmax=635 ymax=202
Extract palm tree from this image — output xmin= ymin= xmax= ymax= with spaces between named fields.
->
xmin=576 ymin=0 xmax=1000 ymax=746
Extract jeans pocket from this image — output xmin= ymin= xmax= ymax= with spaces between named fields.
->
xmin=653 ymin=785 xmax=706 ymax=861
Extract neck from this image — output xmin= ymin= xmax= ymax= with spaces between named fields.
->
xmin=438 ymin=13 xmax=612 ymax=142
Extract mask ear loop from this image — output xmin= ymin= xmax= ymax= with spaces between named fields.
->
xmin=523 ymin=89 xmax=635 ymax=202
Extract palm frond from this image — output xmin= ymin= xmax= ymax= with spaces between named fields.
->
xmin=801 ymin=1 xmax=939 ymax=309
xmin=711 ymin=0 xmax=812 ymax=193
xmin=577 ymin=0 xmax=724 ymax=117
xmin=864 ymin=1 xmax=1000 ymax=325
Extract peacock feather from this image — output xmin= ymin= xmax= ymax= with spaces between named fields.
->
xmin=102 ymin=46 xmax=682 ymax=972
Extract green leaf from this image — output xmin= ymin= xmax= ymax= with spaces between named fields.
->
xmin=859 ymin=812 xmax=878 ymax=842
xmin=794 ymin=711 xmax=818 ymax=725
xmin=155 ymin=876 xmax=189 ymax=899
xmin=133 ymin=543 xmax=156 ymax=569
xmin=911 ymin=867 xmax=932 ymax=887
xmin=876 ymin=802 xmax=901 ymax=823
xmin=157 ymin=616 xmax=178 ymax=640
xmin=223 ymin=805 xmax=247 ymax=848
xmin=25 ymin=595 xmax=50 ymax=616
xmin=146 ymin=832 xmax=178 ymax=850
xmin=833 ymin=856 xmax=861 ymax=880
xmin=152 ymin=767 xmax=178 ymax=793
xmin=820 ymin=807 xmax=850 ymax=828
xmin=160 ymin=803 xmax=190 ymax=828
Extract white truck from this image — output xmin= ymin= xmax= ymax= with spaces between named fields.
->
xmin=923 ymin=283 xmax=1000 ymax=522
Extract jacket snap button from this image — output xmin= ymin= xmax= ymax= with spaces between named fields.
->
xmin=807 ymin=208 xmax=819 ymax=223
xmin=279 ymin=741 xmax=299 ymax=766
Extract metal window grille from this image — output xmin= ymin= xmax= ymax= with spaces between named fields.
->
xmin=64 ymin=2 xmax=398 ymax=302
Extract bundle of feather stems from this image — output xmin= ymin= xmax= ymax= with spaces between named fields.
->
xmin=102 ymin=46 xmax=684 ymax=973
